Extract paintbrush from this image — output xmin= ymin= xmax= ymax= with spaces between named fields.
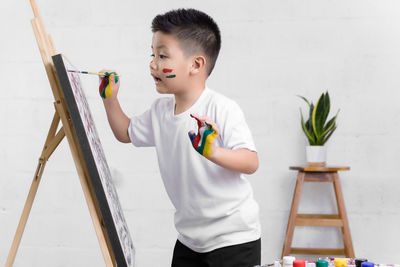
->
xmin=67 ymin=70 xmax=120 ymax=77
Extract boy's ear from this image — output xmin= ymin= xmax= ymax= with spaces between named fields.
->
xmin=190 ymin=55 xmax=207 ymax=75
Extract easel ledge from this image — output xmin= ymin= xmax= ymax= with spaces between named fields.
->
xmin=6 ymin=1 xmax=116 ymax=266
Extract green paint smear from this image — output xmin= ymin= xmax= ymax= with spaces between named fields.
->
xmin=196 ymin=127 xmax=214 ymax=155
xmin=106 ymin=72 xmax=119 ymax=83
xmin=166 ymin=74 xmax=176 ymax=78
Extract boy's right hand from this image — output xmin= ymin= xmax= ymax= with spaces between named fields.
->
xmin=98 ymin=69 xmax=120 ymax=101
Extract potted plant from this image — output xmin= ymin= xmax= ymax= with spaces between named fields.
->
xmin=298 ymin=91 xmax=339 ymax=166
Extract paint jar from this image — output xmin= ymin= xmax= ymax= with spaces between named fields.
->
xmin=308 ymin=262 xmax=316 ymax=267
xmin=334 ymin=258 xmax=348 ymax=267
xmin=355 ymin=259 xmax=368 ymax=267
xmin=275 ymin=260 xmax=283 ymax=267
xmin=317 ymin=260 xmax=329 ymax=267
xmin=294 ymin=260 xmax=306 ymax=267
xmin=361 ymin=262 xmax=374 ymax=267
xmin=283 ymin=256 xmax=296 ymax=267
xmin=319 ymin=257 xmax=335 ymax=267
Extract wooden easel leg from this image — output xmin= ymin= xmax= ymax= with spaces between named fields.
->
xmin=53 ymin=101 xmax=116 ymax=266
xmin=282 ymin=171 xmax=306 ymax=257
xmin=333 ymin=173 xmax=355 ymax=258
xmin=6 ymin=111 xmax=64 ymax=267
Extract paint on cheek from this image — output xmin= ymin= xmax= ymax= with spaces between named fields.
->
xmin=166 ymin=74 xmax=176 ymax=78
xmin=163 ymin=68 xmax=173 ymax=73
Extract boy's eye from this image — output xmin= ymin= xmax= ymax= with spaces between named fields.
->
xmin=150 ymin=54 xmax=167 ymax=59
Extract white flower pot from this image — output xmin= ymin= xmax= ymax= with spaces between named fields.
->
xmin=306 ymin=145 xmax=327 ymax=166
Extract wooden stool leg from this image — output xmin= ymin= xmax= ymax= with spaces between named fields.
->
xmin=333 ymin=173 xmax=355 ymax=258
xmin=282 ymin=171 xmax=306 ymax=257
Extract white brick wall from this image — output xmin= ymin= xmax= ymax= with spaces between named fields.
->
xmin=1 ymin=0 xmax=400 ymax=266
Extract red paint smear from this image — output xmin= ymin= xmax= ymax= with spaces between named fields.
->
xmin=163 ymin=68 xmax=173 ymax=73
xmin=99 ymin=76 xmax=108 ymax=94
xmin=191 ymin=115 xmax=202 ymax=148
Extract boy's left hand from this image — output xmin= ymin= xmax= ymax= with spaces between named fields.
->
xmin=188 ymin=114 xmax=219 ymax=159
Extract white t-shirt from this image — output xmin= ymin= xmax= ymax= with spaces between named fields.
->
xmin=128 ymin=87 xmax=261 ymax=253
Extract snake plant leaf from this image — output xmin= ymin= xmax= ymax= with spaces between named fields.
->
xmin=305 ymin=119 xmax=313 ymax=136
xmin=304 ymin=113 xmax=311 ymax=132
xmin=322 ymin=109 xmax=340 ymax=136
xmin=322 ymin=92 xmax=331 ymax=125
xmin=312 ymin=92 xmax=330 ymax=137
xmin=321 ymin=124 xmax=337 ymax=145
xmin=298 ymin=95 xmax=314 ymax=131
xmin=297 ymin=95 xmax=312 ymax=107
xmin=300 ymin=109 xmax=316 ymax=145
xmin=307 ymin=103 xmax=314 ymax=135
xmin=305 ymin=118 xmax=310 ymax=129
xmin=311 ymin=99 xmax=319 ymax=137
xmin=298 ymin=95 xmax=315 ymax=138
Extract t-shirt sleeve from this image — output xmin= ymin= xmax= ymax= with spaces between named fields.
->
xmin=221 ymin=101 xmax=257 ymax=152
xmin=128 ymin=109 xmax=155 ymax=147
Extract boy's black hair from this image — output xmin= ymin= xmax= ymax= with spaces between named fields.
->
xmin=151 ymin=8 xmax=221 ymax=76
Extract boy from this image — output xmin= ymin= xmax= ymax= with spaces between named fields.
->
xmin=100 ymin=8 xmax=261 ymax=267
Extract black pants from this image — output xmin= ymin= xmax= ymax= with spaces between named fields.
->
xmin=171 ymin=238 xmax=261 ymax=267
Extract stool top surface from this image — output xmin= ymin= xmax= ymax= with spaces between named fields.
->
xmin=290 ymin=165 xmax=350 ymax=172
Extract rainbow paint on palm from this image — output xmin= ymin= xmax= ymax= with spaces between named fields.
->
xmin=99 ymin=72 xmax=118 ymax=99
xmin=189 ymin=114 xmax=219 ymax=158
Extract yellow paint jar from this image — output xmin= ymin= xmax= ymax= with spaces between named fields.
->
xmin=334 ymin=258 xmax=348 ymax=267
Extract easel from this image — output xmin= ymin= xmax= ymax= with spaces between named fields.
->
xmin=6 ymin=1 xmax=117 ymax=266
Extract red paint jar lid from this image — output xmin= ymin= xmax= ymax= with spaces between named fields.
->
xmin=294 ymin=260 xmax=306 ymax=267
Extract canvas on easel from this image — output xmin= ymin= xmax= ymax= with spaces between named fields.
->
xmin=6 ymin=1 xmax=134 ymax=266
xmin=52 ymin=54 xmax=134 ymax=266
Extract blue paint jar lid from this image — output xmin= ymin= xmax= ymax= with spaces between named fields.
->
xmin=361 ymin=262 xmax=374 ymax=267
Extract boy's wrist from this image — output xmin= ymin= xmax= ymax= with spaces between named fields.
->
xmin=208 ymin=146 xmax=221 ymax=162
xmin=103 ymin=97 xmax=119 ymax=107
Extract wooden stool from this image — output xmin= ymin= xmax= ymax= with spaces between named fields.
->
xmin=281 ymin=165 xmax=355 ymax=258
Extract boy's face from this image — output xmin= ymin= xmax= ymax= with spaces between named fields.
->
xmin=150 ymin=31 xmax=194 ymax=94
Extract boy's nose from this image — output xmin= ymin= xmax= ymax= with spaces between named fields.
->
xmin=149 ymin=59 xmax=156 ymax=70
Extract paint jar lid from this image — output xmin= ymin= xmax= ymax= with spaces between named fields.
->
xmin=283 ymin=256 xmax=296 ymax=265
xmin=334 ymin=258 xmax=348 ymax=267
xmin=361 ymin=262 xmax=374 ymax=267
xmin=294 ymin=260 xmax=306 ymax=267
xmin=355 ymin=259 xmax=368 ymax=267
xmin=316 ymin=260 xmax=329 ymax=267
